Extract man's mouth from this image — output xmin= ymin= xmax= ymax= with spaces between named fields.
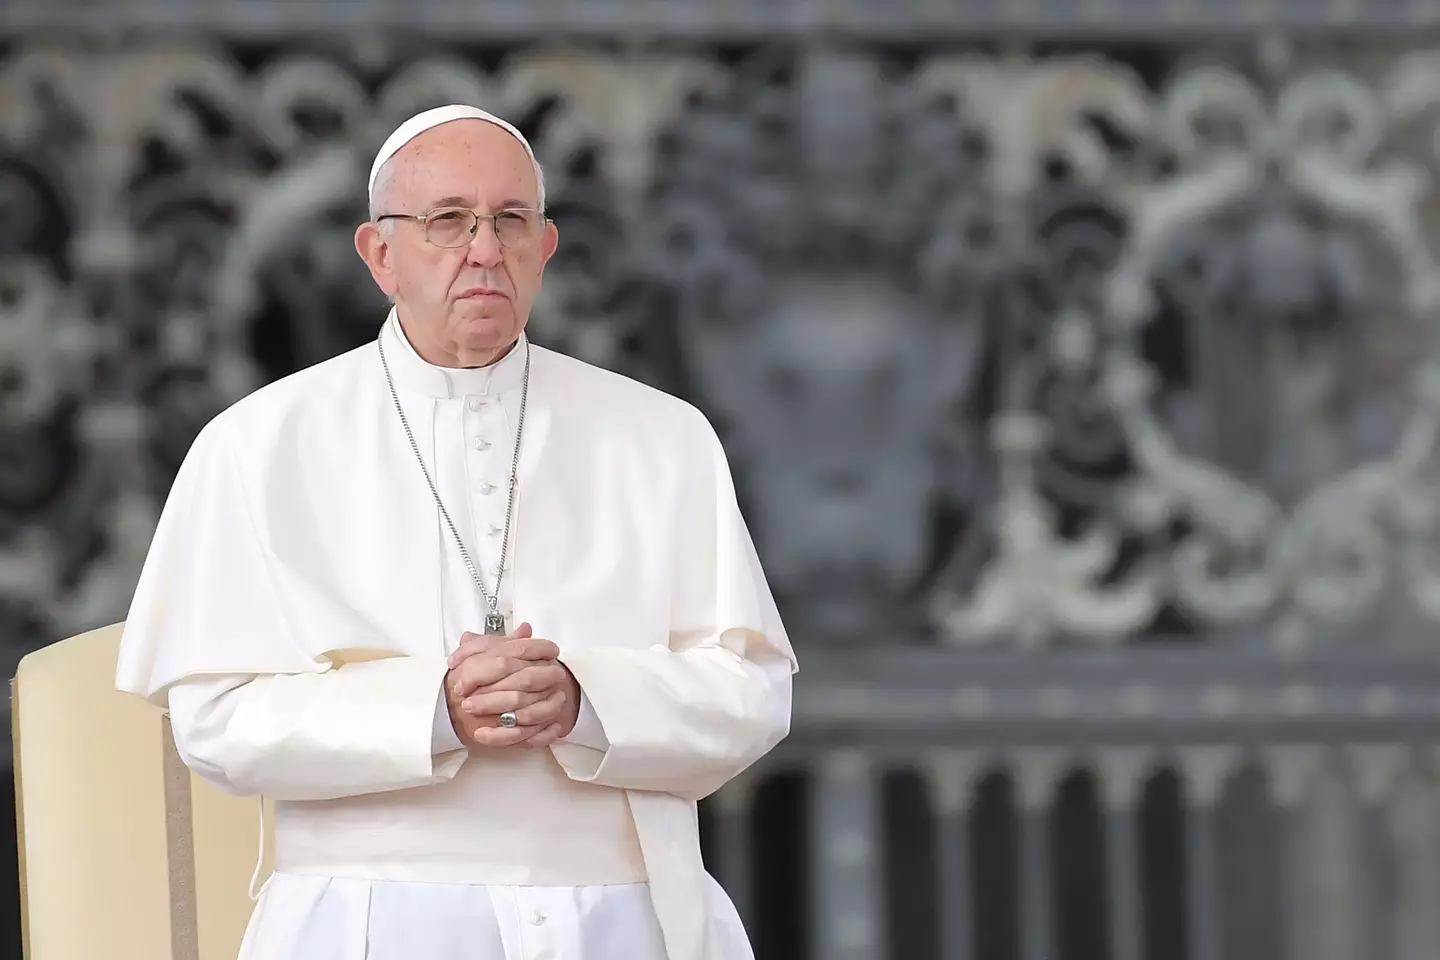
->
xmin=459 ymin=286 xmax=508 ymax=299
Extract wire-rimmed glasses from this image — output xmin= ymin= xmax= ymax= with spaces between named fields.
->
xmin=375 ymin=206 xmax=548 ymax=249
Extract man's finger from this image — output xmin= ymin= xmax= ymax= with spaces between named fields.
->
xmin=443 ymin=624 xmax=529 ymax=667
xmin=448 ymin=626 xmax=555 ymax=669
xmin=461 ymin=687 xmax=547 ymax=716
xmin=470 ymin=722 xmax=549 ymax=749
xmin=447 ymin=622 xmax=533 ymax=667
xmin=505 ymin=687 xmax=567 ymax=728
xmin=450 ymin=636 xmax=527 ymax=667
xmin=448 ymin=637 xmax=556 ymax=676
xmin=452 ymin=652 xmax=569 ymax=699
xmin=514 ymin=638 xmax=560 ymax=661
xmin=451 ymin=656 xmax=525 ymax=698
xmin=518 ymin=723 xmax=566 ymax=750
xmin=467 ymin=663 xmax=567 ymax=698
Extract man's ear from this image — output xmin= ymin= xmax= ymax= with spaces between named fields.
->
xmin=355 ymin=221 xmax=399 ymax=297
xmin=538 ymin=219 xmax=560 ymax=269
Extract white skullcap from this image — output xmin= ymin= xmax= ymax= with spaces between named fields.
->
xmin=367 ymin=104 xmax=545 ymax=210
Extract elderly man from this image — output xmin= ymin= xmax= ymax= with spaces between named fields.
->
xmin=113 ymin=104 xmax=797 ymax=960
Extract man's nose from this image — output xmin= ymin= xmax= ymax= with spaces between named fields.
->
xmin=466 ymin=220 xmax=504 ymax=266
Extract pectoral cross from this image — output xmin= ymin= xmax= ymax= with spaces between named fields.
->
xmin=484 ymin=611 xmax=507 ymax=635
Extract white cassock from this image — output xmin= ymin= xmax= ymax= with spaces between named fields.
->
xmin=114 ymin=310 xmax=798 ymax=960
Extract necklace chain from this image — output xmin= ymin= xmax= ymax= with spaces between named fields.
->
xmin=377 ymin=331 xmax=529 ymax=626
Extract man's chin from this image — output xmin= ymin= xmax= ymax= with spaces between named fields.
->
xmin=448 ymin=308 xmax=520 ymax=351
xmin=450 ymin=301 xmax=514 ymax=328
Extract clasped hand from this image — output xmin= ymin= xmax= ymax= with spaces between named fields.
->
xmin=445 ymin=622 xmax=580 ymax=749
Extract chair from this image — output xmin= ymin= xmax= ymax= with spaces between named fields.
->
xmin=11 ymin=622 xmax=269 ymax=960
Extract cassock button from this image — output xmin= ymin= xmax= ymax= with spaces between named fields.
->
xmin=487 ymin=524 xmax=502 ymax=536
xmin=469 ymin=397 xmax=488 ymax=411
xmin=531 ymin=911 xmax=546 ymax=926
xmin=473 ymin=437 xmax=491 ymax=451
xmin=479 ymin=481 xmax=496 ymax=495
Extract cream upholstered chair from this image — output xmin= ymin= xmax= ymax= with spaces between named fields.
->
xmin=11 ymin=622 xmax=270 ymax=960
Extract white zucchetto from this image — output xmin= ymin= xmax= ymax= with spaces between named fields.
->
xmin=368 ymin=104 xmax=545 ymax=209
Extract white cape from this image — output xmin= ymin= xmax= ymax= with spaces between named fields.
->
xmin=116 ymin=312 xmax=798 ymax=960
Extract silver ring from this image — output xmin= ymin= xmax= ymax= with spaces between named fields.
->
xmin=498 ymin=711 xmax=518 ymax=728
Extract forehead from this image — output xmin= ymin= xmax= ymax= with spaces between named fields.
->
xmin=386 ymin=119 xmax=539 ymax=209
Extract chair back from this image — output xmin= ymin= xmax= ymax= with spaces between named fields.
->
xmin=12 ymin=623 xmax=268 ymax=960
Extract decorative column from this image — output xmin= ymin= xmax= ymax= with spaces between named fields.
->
xmin=1178 ymin=746 xmax=1239 ymax=960
xmin=710 ymin=772 xmax=759 ymax=929
xmin=811 ymin=750 xmax=882 ymax=960
xmin=924 ymin=751 xmax=985 ymax=960
xmin=1096 ymin=748 xmax=1154 ymax=960
xmin=1392 ymin=753 xmax=1440 ymax=960
xmin=1013 ymin=749 xmax=1067 ymax=960
xmin=1264 ymin=745 xmax=1324 ymax=960
xmin=1351 ymin=744 xmax=1407 ymax=960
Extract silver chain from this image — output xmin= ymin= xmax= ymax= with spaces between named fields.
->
xmin=377 ymin=330 xmax=529 ymax=625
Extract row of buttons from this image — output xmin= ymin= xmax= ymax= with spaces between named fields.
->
xmin=468 ymin=394 xmax=509 ymax=582
xmin=470 ymin=398 xmax=501 ymax=494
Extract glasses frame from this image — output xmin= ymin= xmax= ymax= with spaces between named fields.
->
xmin=375 ymin=206 xmax=551 ymax=249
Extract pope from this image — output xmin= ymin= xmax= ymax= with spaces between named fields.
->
xmin=114 ymin=103 xmax=798 ymax=960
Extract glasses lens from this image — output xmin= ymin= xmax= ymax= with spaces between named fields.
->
xmin=495 ymin=210 xmax=542 ymax=248
xmin=425 ymin=210 xmax=476 ymax=247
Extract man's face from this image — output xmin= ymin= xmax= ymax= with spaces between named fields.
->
xmin=356 ymin=119 xmax=559 ymax=366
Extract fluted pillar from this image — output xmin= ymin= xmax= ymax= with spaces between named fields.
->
xmin=1351 ymin=744 xmax=1407 ymax=960
xmin=1096 ymin=749 xmax=1154 ymax=960
xmin=1013 ymin=749 xmax=1067 ymax=960
xmin=710 ymin=772 xmax=760 ymax=929
xmin=1264 ymin=745 xmax=1324 ymax=960
xmin=1178 ymin=746 xmax=1238 ymax=960
xmin=1393 ymin=755 xmax=1440 ymax=960
xmin=811 ymin=750 xmax=882 ymax=960
xmin=925 ymin=752 xmax=985 ymax=960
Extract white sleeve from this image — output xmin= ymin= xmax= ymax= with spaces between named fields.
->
xmin=550 ymin=631 xmax=790 ymax=802
xmin=167 ymin=657 xmax=467 ymax=802
xmin=549 ymin=408 xmax=796 ymax=802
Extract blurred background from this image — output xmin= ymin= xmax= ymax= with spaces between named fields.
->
xmin=6 ymin=2 xmax=1440 ymax=959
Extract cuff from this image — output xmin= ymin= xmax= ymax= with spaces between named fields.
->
xmin=432 ymin=680 xmax=466 ymax=753
xmin=556 ymin=690 xmax=610 ymax=751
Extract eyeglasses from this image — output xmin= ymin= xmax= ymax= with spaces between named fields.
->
xmin=375 ymin=206 xmax=548 ymax=249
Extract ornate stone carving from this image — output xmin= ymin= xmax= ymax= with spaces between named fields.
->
xmin=915 ymin=49 xmax=1440 ymax=648
xmin=1096 ymin=57 xmax=1440 ymax=643
xmin=6 ymin=39 xmax=1440 ymax=656
xmin=640 ymin=48 xmax=992 ymax=643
